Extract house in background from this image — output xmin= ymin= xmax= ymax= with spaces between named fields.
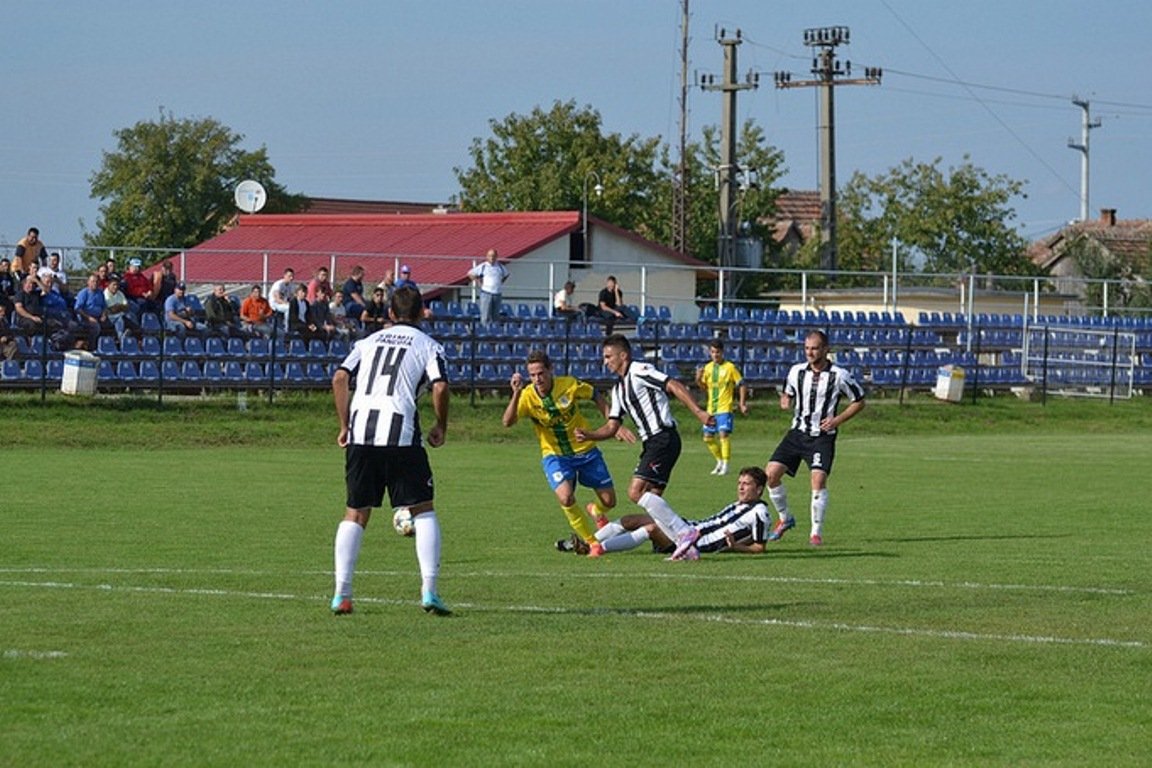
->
xmin=763 ymin=189 xmax=822 ymax=260
xmin=180 ymin=210 xmax=712 ymax=321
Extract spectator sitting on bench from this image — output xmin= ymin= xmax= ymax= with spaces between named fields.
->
xmin=596 ymin=275 xmax=638 ymax=334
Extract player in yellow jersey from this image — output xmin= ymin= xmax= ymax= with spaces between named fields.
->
xmin=696 ymin=340 xmax=748 ymax=476
xmin=503 ymin=350 xmax=635 ymax=557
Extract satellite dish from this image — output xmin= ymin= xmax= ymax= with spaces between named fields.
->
xmin=234 ymin=180 xmax=267 ymax=213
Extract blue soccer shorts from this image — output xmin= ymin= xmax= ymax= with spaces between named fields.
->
xmin=702 ymin=412 xmax=735 ymax=436
xmin=541 ymin=448 xmax=614 ymax=491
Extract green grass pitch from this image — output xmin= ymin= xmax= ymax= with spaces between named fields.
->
xmin=1 ymin=395 xmax=1149 ymax=766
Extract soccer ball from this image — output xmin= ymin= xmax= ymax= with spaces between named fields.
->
xmin=392 ymin=507 xmax=415 ymax=537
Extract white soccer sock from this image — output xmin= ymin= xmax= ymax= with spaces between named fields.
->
xmin=333 ymin=520 xmax=364 ymax=598
xmin=601 ymin=527 xmax=651 ymax=553
xmin=811 ymin=489 xmax=827 ymax=536
xmin=769 ymin=485 xmax=790 ymax=521
xmin=413 ymin=511 xmax=442 ymax=596
xmin=638 ymin=492 xmax=691 ymax=540
xmin=596 ymin=521 xmax=626 ymax=542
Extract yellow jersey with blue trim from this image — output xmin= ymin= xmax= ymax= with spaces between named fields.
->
xmin=701 ymin=359 xmax=744 ymax=415
xmin=516 ymin=375 xmax=598 ymax=458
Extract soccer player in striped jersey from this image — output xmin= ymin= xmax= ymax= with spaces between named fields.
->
xmin=329 ymin=286 xmax=451 ymax=616
xmin=503 ymin=350 xmax=636 ymax=558
xmin=575 ymin=334 xmax=715 ymax=557
xmin=587 ymin=466 xmax=773 ymax=559
xmin=696 ymin=339 xmax=748 ymax=476
xmin=765 ymin=329 xmax=865 ymax=547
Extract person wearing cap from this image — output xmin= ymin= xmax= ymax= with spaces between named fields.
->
xmin=394 ymin=264 xmax=418 ymax=292
xmin=467 ymin=248 xmax=509 ymax=324
xmin=341 ymin=265 xmax=367 ymax=323
xmin=122 ymin=258 xmax=157 ymax=320
xmin=163 ymin=282 xmax=206 ymax=339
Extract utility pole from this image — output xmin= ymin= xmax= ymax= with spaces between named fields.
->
xmin=672 ymin=0 xmax=690 ymax=254
xmin=699 ymin=27 xmax=758 ymax=296
xmin=774 ymin=26 xmax=880 ymax=274
xmin=1067 ymin=96 xmax=1102 ymax=222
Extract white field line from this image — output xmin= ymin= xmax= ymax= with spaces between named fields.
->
xmin=0 ymin=566 xmax=1134 ymax=596
xmin=0 ymin=575 xmax=1144 ymax=650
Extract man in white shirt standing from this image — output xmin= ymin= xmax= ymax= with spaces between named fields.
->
xmin=467 ymin=248 xmax=509 ymax=324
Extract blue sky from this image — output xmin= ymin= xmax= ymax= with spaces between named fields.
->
xmin=3 ymin=1 xmax=1150 ymax=252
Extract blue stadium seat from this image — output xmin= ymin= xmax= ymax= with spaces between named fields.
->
xmin=1 ymin=360 xmax=22 ymax=380
xmin=97 ymin=336 xmax=120 ymax=357
xmin=183 ymin=337 xmax=204 ymax=358
xmin=223 ymin=361 xmax=244 ymax=382
xmin=116 ymin=361 xmax=138 ymax=382
xmin=248 ymin=338 xmax=270 ymax=358
xmin=203 ymin=361 xmax=224 ymax=382
xmin=204 ymin=337 xmax=227 ymax=359
xmin=226 ymin=337 xmax=247 ymax=358
xmin=244 ymin=362 xmax=266 ymax=381
xmin=46 ymin=359 xmax=64 ymax=379
xmin=163 ymin=336 xmax=182 ymax=357
xmin=180 ymin=360 xmax=202 ymax=380
xmin=24 ymin=360 xmax=43 ymax=380
xmin=284 ymin=363 xmax=306 ymax=382
xmin=138 ymin=361 xmax=160 ymax=382
xmin=140 ymin=313 xmax=162 ymax=335
xmin=306 ymin=362 xmax=329 ymax=382
xmin=161 ymin=360 xmax=181 ymax=381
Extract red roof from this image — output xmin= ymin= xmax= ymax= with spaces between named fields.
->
xmin=181 ymin=211 xmax=708 ymax=292
xmin=183 ymin=212 xmax=584 ymax=289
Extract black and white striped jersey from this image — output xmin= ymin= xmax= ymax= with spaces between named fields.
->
xmin=693 ymin=500 xmax=772 ymax=553
xmin=339 ymin=322 xmax=448 ymax=447
xmin=607 ymin=361 xmax=676 ymax=443
xmin=783 ymin=361 xmax=865 ymax=437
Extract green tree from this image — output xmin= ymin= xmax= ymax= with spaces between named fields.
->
xmin=86 ymin=111 xmax=304 ymax=259
xmin=453 ymin=100 xmax=663 ymax=235
xmin=836 ymin=156 xmax=1037 ymax=281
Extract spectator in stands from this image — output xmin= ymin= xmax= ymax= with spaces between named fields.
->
xmin=72 ymin=273 xmax=109 ymax=349
xmin=103 ymin=277 xmax=139 ymax=339
xmin=37 ymin=252 xmax=69 ymax=298
xmin=164 ymin=282 xmax=206 ymax=338
xmin=240 ymin=285 xmax=274 ymax=337
xmin=376 ymin=270 xmax=396 ymax=304
xmin=596 ymin=275 xmax=638 ymax=334
xmin=13 ymin=227 xmax=46 ymax=277
xmin=696 ymin=339 xmax=748 ymax=476
xmin=0 ymin=258 xmax=16 ymax=316
xmin=327 ymin=290 xmax=353 ymax=340
xmin=94 ymin=263 xmax=111 ymax=289
xmin=13 ymin=274 xmax=50 ymax=332
xmin=0 ymin=304 xmax=16 ymax=361
xmin=268 ymin=267 xmax=295 ymax=332
xmin=359 ymin=286 xmax=390 ymax=336
xmin=104 ymin=257 xmax=122 ymax=288
xmin=308 ymin=266 xmax=333 ymax=304
xmin=341 ymin=265 xmax=367 ymax=322
xmin=553 ymin=280 xmax=579 ymax=317
xmin=393 ymin=264 xmax=432 ymax=318
xmin=288 ymin=283 xmax=328 ymax=342
xmin=763 ymin=329 xmax=866 ymax=547
xmin=122 ymin=258 xmax=157 ymax=320
xmin=308 ymin=288 xmax=339 ymax=340
xmin=204 ymin=284 xmax=242 ymax=337
xmin=467 ymin=248 xmax=509 ymax=323
xmin=152 ymin=260 xmax=179 ymax=306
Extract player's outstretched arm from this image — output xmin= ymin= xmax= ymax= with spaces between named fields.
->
xmin=667 ymin=377 xmax=714 ymax=427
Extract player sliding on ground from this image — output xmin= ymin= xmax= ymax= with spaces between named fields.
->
xmin=563 ymin=466 xmax=773 ymax=560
